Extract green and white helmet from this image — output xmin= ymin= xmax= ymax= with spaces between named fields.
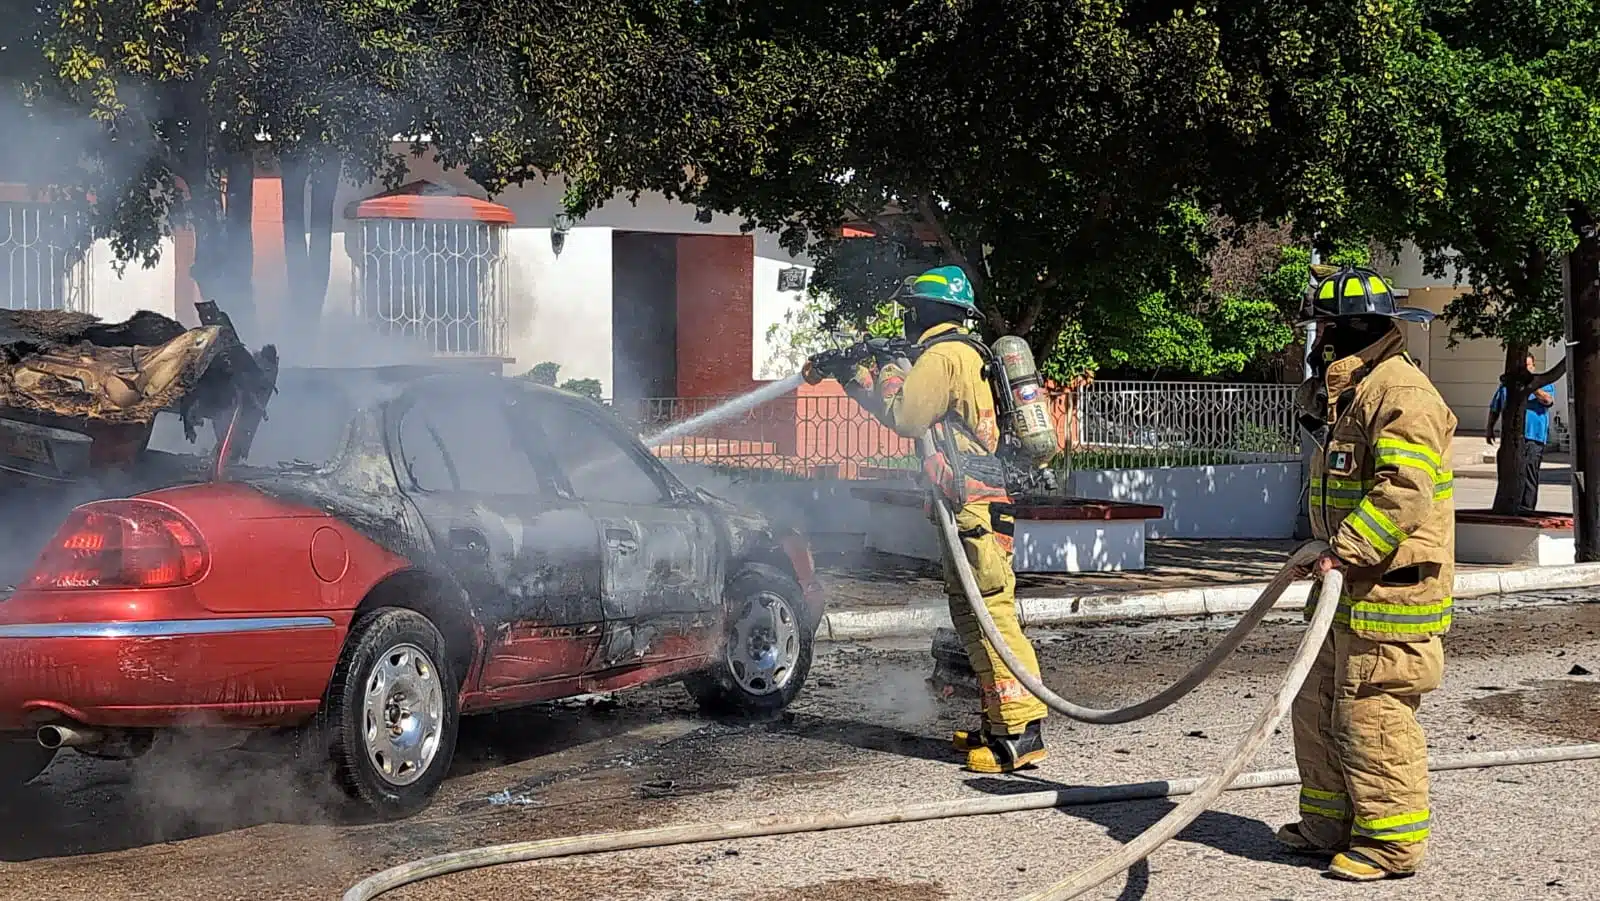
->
xmin=900 ymin=265 xmax=980 ymax=316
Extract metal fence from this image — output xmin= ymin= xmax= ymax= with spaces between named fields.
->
xmin=608 ymin=379 xmax=1298 ymax=480
xmin=1069 ymin=380 xmax=1299 ymax=470
xmin=0 ymin=202 xmax=93 ymax=313
xmin=350 ymin=218 xmax=510 ymax=358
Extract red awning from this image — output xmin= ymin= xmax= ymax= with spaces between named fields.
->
xmin=344 ymin=180 xmax=515 ymax=225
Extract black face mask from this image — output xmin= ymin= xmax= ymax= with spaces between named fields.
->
xmin=1316 ymin=317 xmax=1392 ymax=369
xmin=905 ymin=299 xmax=963 ymax=340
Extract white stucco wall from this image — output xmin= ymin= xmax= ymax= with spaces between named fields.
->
xmin=87 ymin=237 xmax=176 ymax=321
xmin=503 ymin=226 xmax=613 ymax=383
xmin=1377 ymin=241 xmax=1466 ymax=290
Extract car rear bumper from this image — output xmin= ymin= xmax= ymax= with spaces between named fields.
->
xmin=0 ymin=616 xmax=344 ymax=730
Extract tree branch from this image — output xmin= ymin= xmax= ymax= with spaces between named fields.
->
xmin=1503 ymin=357 xmax=1568 ymax=390
xmin=917 ymin=194 xmax=977 ymax=285
xmin=917 ymin=193 xmax=1007 ymax=333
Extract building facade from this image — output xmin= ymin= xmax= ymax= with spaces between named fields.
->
xmin=0 ymin=148 xmax=819 ymax=406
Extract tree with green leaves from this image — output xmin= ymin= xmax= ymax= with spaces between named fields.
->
xmin=1395 ymin=0 xmax=1600 ymax=516
xmin=629 ymin=0 xmax=1458 ymax=386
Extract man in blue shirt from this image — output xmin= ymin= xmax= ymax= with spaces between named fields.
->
xmin=1487 ymin=353 xmax=1557 ymax=515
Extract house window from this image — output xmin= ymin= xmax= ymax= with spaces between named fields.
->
xmin=346 ymin=182 xmax=513 ymax=358
xmin=0 ymin=201 xmax=92 ymax=312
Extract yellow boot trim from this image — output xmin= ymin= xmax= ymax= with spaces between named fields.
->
xmin=951 ymin=728 xmax=986 ymax=753
xmin=1329 ymin=852 xmax=1396 ymax=882
xmin=964 ymin=743 xmax=1047 ymax=774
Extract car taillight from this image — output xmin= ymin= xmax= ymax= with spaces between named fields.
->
xmin=25 ymin=500 xmax=210 ymax=590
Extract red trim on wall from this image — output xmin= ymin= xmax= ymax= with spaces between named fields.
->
xmin=345 ymin=180 xmax=515 ymax=224
xmin=675 ymin=234 xmax=757 ymax=399
xmin=252 ymin=176 xmax=287 ymax=332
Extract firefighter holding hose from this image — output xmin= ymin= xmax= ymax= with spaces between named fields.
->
xmin=804 ymin=265 xmax=1052 ymax=774
xmin=1283 ymin=265 xmax=1456 ymax=882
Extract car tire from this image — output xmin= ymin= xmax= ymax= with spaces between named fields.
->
xmin=0 ymin=738 xmax=55 ymax=791
xmin=318 ymin=608 xmax=459 ymax=820
xmin=687 ymin=564 xmax=815 ymax=717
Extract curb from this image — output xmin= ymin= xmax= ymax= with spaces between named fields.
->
xmin=817 ymin=562 xmax=1600 ymax=642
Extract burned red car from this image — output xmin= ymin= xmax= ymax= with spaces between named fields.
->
xmin=0 ymin=307 xmax=823 ymax=818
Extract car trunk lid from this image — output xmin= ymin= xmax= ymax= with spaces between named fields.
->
xmin=0 ymin=303 xmax=278 ymax=590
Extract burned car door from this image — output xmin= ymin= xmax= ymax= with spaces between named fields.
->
xmin=524 ymin=397 xmax=723 ymax=670
xmin=391 ymin=382 xmax=605 ymax=692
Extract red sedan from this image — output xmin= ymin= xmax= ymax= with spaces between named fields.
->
xmin=0 ymin=311 xmax=822 ymax=818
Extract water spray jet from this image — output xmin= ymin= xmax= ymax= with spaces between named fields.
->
xmin=644 ymin=374 xmax=805 ymax=448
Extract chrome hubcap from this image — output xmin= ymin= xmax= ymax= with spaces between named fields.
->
xmin=729 ymin=590 xmax=800 ymax=696
xmin=361 ymin=643 xmax=444 ymax=787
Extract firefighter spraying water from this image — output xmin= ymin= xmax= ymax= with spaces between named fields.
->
xmin=345 ymin=264 xmax=1600 ymax=901
xmin=802 ymin=265 xmax=1063 ymax=772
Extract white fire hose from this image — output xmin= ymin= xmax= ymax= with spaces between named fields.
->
xmin=341 ymin=434 xmax=1600 ymax=901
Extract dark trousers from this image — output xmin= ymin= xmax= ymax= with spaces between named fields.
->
xmin=1518 ymin=439 xmax=1546 ymax=515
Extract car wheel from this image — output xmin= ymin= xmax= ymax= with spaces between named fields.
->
xmin=0 ymin=737 xmax=55 ymax=791
xmin=320 ymin=608 xmax=458 ymax=820
xmin=688 ymin=564 xmax=815 ymax=716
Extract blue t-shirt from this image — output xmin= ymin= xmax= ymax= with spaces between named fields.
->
xmin=1490 ymin=383 xmax=1557 ymax=444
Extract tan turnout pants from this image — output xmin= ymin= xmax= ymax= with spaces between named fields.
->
xmin=941 ymin=501 xmax=1049 ymax=734
xmin=1291 ymin=623 xmax=1444 ymax=872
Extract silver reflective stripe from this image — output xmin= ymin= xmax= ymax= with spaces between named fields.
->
xmin=1353 ymin=817 xmax=1431 ymax=840
xmin=1350 ymin=610 xmax=1447 ymax=624
xmin=0 ymin=617 xmax=337 ymax=639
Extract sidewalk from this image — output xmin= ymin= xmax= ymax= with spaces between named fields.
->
xmin=815 ymin=540 xmax=1600 ymax=641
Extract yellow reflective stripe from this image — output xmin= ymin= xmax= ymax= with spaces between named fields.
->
xmin=1338 ymin=596 xmax=1453 ymax=634
xmin=1326 ymin=477 xmax=1371 ymax=491
xmin=1311 ymin=492 xmax=1361 ymax=510
xmin=1375 ymin=438 xmax=1443 ymax=468
xmin=1353 ymin=809 xmax=1431 ymax=842
xmin=914 ymin=273 xmax=949 ymax=285
xmin=1362 ymin=501 xmax=1405 ymax=542
xmin=1433 ymin=478 xmax=1454 ymax=501
xmin=1300 ymin=803 xmax=1346 ymax=819
xmin=1301 ymin=787 xmax=1347 ymax=801
xmin=1348 ymin=514 xmax=1390 ymax=554
xmin=1375 ymin=451 xmax=1442 ymax=481
xmin=1375 ymin=439 xmax=1445 ymax=482
xmin=1350 ymin=499 xmax=1404 ymax=555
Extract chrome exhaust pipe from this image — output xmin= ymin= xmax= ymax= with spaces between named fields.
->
xmin=37 ymin=724 xmax=102 ymax=750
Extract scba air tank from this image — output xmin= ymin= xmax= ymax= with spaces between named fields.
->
xmin=992 ymin=335 xmax=1060 ymax=464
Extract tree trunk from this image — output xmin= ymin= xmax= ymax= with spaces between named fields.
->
xmin=280 ymin=154 xmax=310 ymax=319
xmin=1566 ymin=223 xmax=1600 ymax=561
xmin=1492 ymin=342 xmax=1530 ymax=515
xmin=217 ymin=153 xmax=257 ymax=341
xmin=306 ymin=160 xmax=339 ymax=318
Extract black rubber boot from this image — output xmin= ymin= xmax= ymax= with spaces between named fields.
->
xmin=965 ymin=719 xmax=1047 ymax=773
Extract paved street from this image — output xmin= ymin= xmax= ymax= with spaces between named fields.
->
xmin=3 ymin=591 xmax=1598 ymax=901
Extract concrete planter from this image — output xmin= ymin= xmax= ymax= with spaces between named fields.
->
xmin=1456 ymin=511 xmax=1575 ymax=566
xmin=1013 ymin=519 xmax=1146 ymax=573
xmin=1065 ymin=462 xmax=1304 ymax=539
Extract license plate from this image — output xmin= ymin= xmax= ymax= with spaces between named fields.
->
xmin=0 ymin=431 xmax=50 ymax=464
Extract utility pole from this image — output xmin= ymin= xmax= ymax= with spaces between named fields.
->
xmin=1563 ymin=235 xmax=1600 ymax=561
